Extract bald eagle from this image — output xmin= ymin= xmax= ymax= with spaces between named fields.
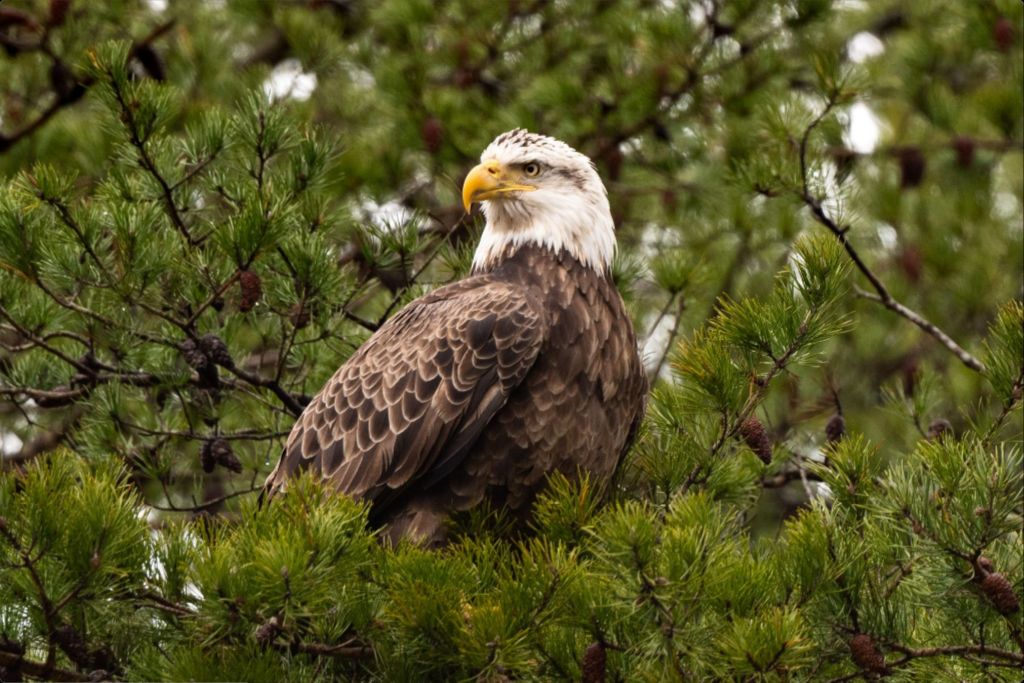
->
xmin=264 ymin=129 xmax=647 ymax=544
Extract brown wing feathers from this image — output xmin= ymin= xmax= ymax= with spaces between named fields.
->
xmin=262 ymin=279 xmax=546 ymax=515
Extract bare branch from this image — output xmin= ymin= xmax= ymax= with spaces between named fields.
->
xmin=797 ymin=99 xmax=986 ymax=374
xmin=0 ymin=649 xmax=92 ymax=683
xmin=147 ymin=484 xmax=262 ymax=513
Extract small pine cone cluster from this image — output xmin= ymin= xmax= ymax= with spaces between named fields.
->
xmin=581 ymin=641 xmax=606 ymax=683
xmin=238 ymin=269 xmax=262 ymax=312
xmin=254 ymin=615 xmax=283 ymax=646
xmin=180 ymin=335 xmax=233 ymax=372
xmin=199 ymin=334 xmax=233 ymax=368
xmin=980 ymin=572 xmax=1020 ymax=616
xmin=179 ymin=337 xmax=210 ymax=373
xmin=825 ymin=413 xmax=846 ymax=444
xmin=848 ymin=633 xmax=886 ymax=674
xmin=740 ymin=417 xmax=772 ymax=464
xmin=200 ymin=438 xmax=242 ymax=474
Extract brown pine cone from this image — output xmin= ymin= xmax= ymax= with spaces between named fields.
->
xmin=199 ymin=440 xmax=217 ymax=473
xmin=581 ymin=641 xmax=606 ymax=683
xmin=52 ymin=624 xmax=89 ymax=666
xmin=209 ymin=438 xmax=242 ymax=474
xmin=849 ymin=633 xmax=886 ymax=674
xmin=49 ymin=0 xmax=72 ymax=26
xmin=740 ymin=417 xmax=772 ymax=464
xmin=952 ymin=136 xmax=974 ymax=168
xmin=238 ymin=270 xmax=262 ymax=312
xmin=289 ymin=302 xmax=310 ymax=329
xmin=980 ymin=572 xmax=1020 ymax=615
xmin=179 ymin=338 xmax=210 ymax=372
xmin=421 ymin=116 xmax=444 ymax=155
xmin=254 ymin=615 xmax=283 ymax=646
xmin=133 ymin=43 xmax=166 ymax=81
xmin=825 ymin=413 xmax=846 ymax=444
xmin=199 ymin=334 xmax=233 ymax=368
xmin=993 ymin=17 xmax=1014 ymax=53
xmin=927 ymin=418 xmax=952 ymax=441
xmin=898 ymin=147 xmax=925 ymax=188
xmin=0 ymin=7 xmax=40 ymax=31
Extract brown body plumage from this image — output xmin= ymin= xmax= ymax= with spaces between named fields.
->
xmin=264 ymin=129 xmax=647 ymax=544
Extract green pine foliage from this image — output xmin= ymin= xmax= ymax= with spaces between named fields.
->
xmin=1 ymin=0 xmax=1021 ymax=680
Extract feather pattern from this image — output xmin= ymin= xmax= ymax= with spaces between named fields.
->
xmin=263 ymin=277 xmax=547 ymax=511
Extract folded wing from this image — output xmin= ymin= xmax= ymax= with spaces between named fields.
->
xmin=263 ymin=279 xmax=547 ymax=513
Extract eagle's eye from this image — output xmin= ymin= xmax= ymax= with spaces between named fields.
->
xmin=523 ymin=162 xmax=541 ymax=177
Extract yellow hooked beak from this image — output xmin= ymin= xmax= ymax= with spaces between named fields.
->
xmin=461 ymin=160 xmax=537 ymax=213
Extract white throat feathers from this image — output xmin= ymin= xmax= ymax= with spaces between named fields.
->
xmin=470 ymin=130 xmax=616 ymax=274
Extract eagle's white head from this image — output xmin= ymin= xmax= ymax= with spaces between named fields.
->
xmin=463 ymin=129 xmax=616 ymax=273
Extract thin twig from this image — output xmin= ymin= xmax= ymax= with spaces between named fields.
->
xmin=147 ymin=484 xmax=261 ymax=513
xmin=133 ymin=591 xmax=194 ymax=617
xmin=648 ymin=294 xmax=686 ymax=382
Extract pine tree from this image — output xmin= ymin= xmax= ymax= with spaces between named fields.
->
xmin=1 ymin=0 xmax=1021 ymax=680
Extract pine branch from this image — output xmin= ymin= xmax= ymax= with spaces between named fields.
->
xmin=646 ymin=291 xmax=685 ymax=382
xmin=983 ymin=369 xmax=1024 ymax=445
xmin=103 ymin=62 xmax=196 ymax=247
xmin=886 ymin=642 xmax=1024 ymax=666
xmin=0 ymin=407 xmax=82 ymax=469
xmin=828 ymin=641 xmax=1024 ymax=681
xmin=116 ymin=417 xmax=288 ymax=443
xmin=276 ymin=639 xmax=374 ymax=659
xmin=133 ymin=591 xmax=194 ymax=617
xmin=0 ymin=520 xmax=59 ymax=672
xmin=851 ymin=288 xmax=986 ymax=373
xmin=222 ymin=363 xmax=309 ymax=417
xmin=174 ymin=273 xmax=237 ymax=330
xmin=148 ymin=484 xmax=262 ymax=513
xmin=761 ymin=465 xmax=825 ymax=489
xmin=0 ymin=649 xmax=92 ymax=683
xmin=826 ymin=137 xmax=1024 ymax=161
xmin=680 ymin=312 xmax=813 ymax=493
xmin=797 ymin=98 xmax=986 ymax=374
